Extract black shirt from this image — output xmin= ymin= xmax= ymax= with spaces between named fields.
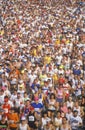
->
xmin=27 ymin=112 xmax=37 ymax=129
xmin=0 ymin=121 xmax=8 ymax=130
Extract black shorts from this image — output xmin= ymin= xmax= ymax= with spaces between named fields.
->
xmin=10 ymin=127 xmax=17 ymax=130
xmin=29 ymin=124 xmax=37 ymax=129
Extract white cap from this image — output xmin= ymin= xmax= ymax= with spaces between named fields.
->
xmin=21 ymin=116 xmax=26 ymax=121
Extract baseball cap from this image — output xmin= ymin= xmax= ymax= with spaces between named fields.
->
xmin=73 ymin=110 xmax=78 ymax=113
xmin=21 ymin=116 xmax=26 ymax=121
xmin=24 ymin=98 xmax=31 ymax=102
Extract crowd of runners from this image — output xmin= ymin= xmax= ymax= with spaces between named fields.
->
xmin=0 ymin=0 xmax=85 ymax=130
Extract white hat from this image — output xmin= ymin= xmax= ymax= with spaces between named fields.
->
xmin=19 ymin=80 xmax=23 ymax=84
xmin=24 ymin=98 xmax=31 ymax=102
xmin=21 ymin=116 xmax=26 ymax=121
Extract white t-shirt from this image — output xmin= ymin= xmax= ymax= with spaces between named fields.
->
xmin=19 ymin=123 xmax=28 ymax=130
xmin=70 ymin=115 xmax=82 ymax=129
xmin=8 ymin=100 xmax=14 ymax=107
xmin=66 ymin=112 xmax=72 ymax=121
xmin=15 ymin=97 xmax=23 ymax=107
xmin=55 ymin=117 xmax=62 ymax=130
xmin=42 ymin=117 xmax=51 ymax=127
xmin=56 ymin=55 xmax=62 ymax=65
xmin=11 ymin=94 xmax=17 ymax=101
xmin=67 ymin=101 xmax=74 ymax=108
xmin=18 ymin=90 xmax=25 ymax=97
xmin=58 ymin=69 xmax=64 ymax=75
xmin=0 ymin=94 xmax=5 ymax=104
xmin=73 ymin=107 xmax=81 ymax=116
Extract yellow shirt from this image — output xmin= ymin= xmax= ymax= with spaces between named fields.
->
xmin=66 ymin=39 xmax=70 ymax=44
xmin=38 ymin=44 xmax=42 ymax=51
xmin=33 ymin=49 xmax=37 ymax=56
xmin=39 ymin=74 xmax=47 ymax=80
xmin=53 ymin=74 xmax=58 ymax=81
xmin=0 ymin=30 xmax=4 ymax=35
xmin=55 ymin=39 xmax=60 ymax=45
xmin=44 ymin=56 xmax=51 ymax=64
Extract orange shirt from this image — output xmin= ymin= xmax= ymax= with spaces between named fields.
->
xmin=8 ymin=113 xmax=19 ymax=128
xmin=15 ymin=69 xmax=20 ymax=76
xmin=17 ymin=19 xmax=21 ymax=25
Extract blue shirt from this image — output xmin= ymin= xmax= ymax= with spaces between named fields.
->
xmin=31 ymin=102 xmax=43 ymax=110
xmin=73 ymin=68 xmax=81 ymax=75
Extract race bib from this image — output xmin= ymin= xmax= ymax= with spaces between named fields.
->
xmin=35 ymin=108 xmax=39 ymax=112
xmin=4 ymin=108 xmax=8 ymax=113
xmin=29 ymin=116 xmax=34 ymax=121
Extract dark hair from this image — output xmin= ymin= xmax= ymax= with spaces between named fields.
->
xmin=2 ymin=114 xmax=6 ymax=118
xmin=4 ymin=95 xmax=8 ymax=99
xmin=50 ymin=93 xmax=55 ymax=99
xmin=62 ymin=116 xmax=67 ymax=120
xmin=10 ymin=107 xmax=15 ymax=112
xmin=57 ymin=111 xmax=61 ymax=114
xmin=68 ymin=107 xmax=72 ymax=110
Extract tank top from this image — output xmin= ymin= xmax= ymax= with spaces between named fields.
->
xmin=57 ymin=89 xmax=63 ymax=99
xmin=27 ymin=112 xmax=36 ymax=128
xmin=63 ymin=83 xmax=69 ymax=94
xmin=60 ymin=126 xmax=69 ymax=130
xmin=0 ymin=121 xmax=8 ymax=130
xmin=19 ymin=124 xmax=28 ymax=130
xmin=24 ymin=107 xmax=29 ymax=115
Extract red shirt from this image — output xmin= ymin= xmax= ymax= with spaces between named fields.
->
xmin=3 ymin=103 xmax=11 ymax=117
xmin=59 ymin=77 xmax=65 ymax=84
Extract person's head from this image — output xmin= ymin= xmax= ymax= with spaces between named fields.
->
xmin=1 ymin=114 xmax=6 ymax=121
xmin=81 ymin=89 xmax=85 ymax=96
xmin=62 ymin=117 xmax=67 ymax=124
xmin=21 ymin=116 xmax=26 ymax=124
xmin=50 ymin=93 xmax=55 ymax=99
xmin=10 ymin=107 xmax=15 ymax=113
xmin=73 ymin=110 xmax=78 ymax=117
xmin=46 ymin=121 xmax=53 ymax=127
xmin=13 ymin=89 xmax=17 ymax=95
xmin=81 ymin=96 xmax=85 ymax=102
xmin=17 ymin=92 xmax=21 ymax=98
xmin=47 ymin=110 xmax=52 ymax=117
xmin=61 ymin=102 xmax=66 ymax=107
xmin=19 ymin=86 xmax=23 ymax=90
xmin=38 ymin=88 xmax=42 ymax=94
xmin=34 ymin=96 xmax=39 ymax=103
xmin=58 ymin=84 xmax=63 ymax=89
xmin=4 ymin=96 xmax=9 ymax=104
xmin=43 ymin=111 xmax=47 ymax=118
xmin=57 ymin=111 xmax=61 ymax=118
xmin=65 ymin=78 xmax=68 ymax=83
xmin=68 ymin=96 xmax=72 ymax=102
xmin=74 ymin=101 xmax=79 ymax=107
xmin=44 ymin=81 xmax=48 ymax=86
xmin=0 ymin=89 xmax=4 ymax=95
xmin=34 ymin=78 xmax=37 ymax=83
xmin=24 ymin=92 xmax=28 ymax=97
xmin=68 ymin=107 xmax=72 ymax=113
xmin=25 ymin=99 xmax=30 ymax=106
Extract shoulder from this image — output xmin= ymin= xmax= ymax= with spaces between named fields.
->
xmin=77 ymin=116 xmax=82 ymax=121
xmin=31 ymin=102 xmax=36 ymax=106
